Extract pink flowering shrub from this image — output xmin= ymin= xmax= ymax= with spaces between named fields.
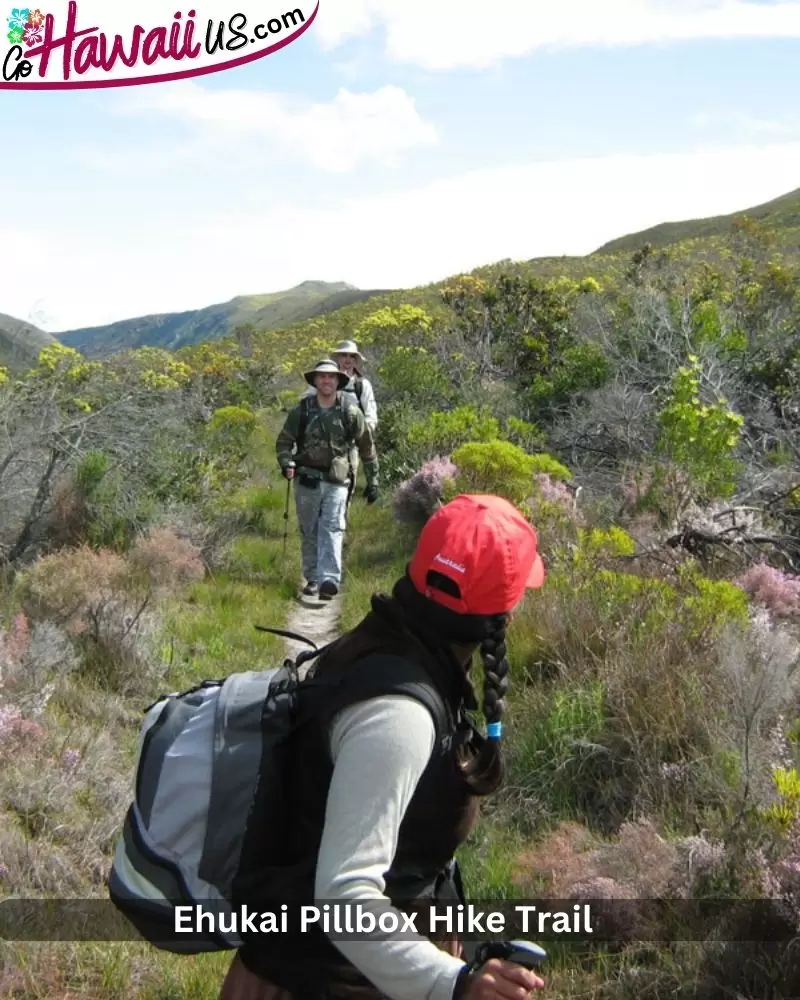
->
xmin=0 ymin=704 xmax=45 ymax=748
xmin=127 ymin=527 xmax=206 ymax=595
xmin=735 ymin=562 xmax=800 ymax=618
xmin=393 ymin=456 xmax=458 ymax=526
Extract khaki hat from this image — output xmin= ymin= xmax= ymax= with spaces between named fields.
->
xmin=303 ymin=359 xmax=349 ymax=389
xmin=332 ymin=340 xmax=366 ymax=363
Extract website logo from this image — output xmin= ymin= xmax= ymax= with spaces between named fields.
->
xmin=1 ymin=1 xmax=317 ymax=89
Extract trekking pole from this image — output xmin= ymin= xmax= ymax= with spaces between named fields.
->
xmin=468 ymin=939 xmax=547 ymax=972
xmin=282 ymin=476 xmax=292 ymax=562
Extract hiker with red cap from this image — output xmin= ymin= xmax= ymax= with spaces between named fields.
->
xmin=220 ymin=494 xmax=547 ymax=1000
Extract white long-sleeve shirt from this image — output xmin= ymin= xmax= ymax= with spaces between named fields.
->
xmin=314 ymin=694 xmax=467 ymax=1000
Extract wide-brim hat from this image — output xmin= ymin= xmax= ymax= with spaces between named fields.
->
xmin=332 ymin=340 xmax=366 ymax=363
xmin=303 ymin=359 xmax=349 ymax=389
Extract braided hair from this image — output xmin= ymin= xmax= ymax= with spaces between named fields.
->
xmin=391 ymin=572 xmax=514 ymax=797
xmin=457 ymin=612 xmax=510 ymax=796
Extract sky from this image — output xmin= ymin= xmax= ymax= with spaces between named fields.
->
xmin=1 ymin=0 xmax=800 ymax=332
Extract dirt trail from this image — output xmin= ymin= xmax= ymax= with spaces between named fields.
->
xmin=283 ymin=587 xmax=342 ymax=670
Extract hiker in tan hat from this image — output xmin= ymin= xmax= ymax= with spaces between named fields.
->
xmin=276 ymin=360 xmax=379 ymax=599
xmin=331 ymin=340 xmax=378 ymax=433
xmin=301 ymin=340 xmax=378 ymax=497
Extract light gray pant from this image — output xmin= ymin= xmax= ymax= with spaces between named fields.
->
xmin=294 ymin=479 xmax=350 ymax=586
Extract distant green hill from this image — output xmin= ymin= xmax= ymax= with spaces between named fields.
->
xmin=0 ymin=313 xmax=56 ymax=370
xmin=57 ymin=281 xmax=389 ymax=359
xmin=594 ymin=185 xmax=800 ymax=254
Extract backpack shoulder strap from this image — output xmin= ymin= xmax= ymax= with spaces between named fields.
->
xmin=354 ymin=377 xmax=364 ymax=407
xmin=296 ymin=396 xmax=312 ymax=454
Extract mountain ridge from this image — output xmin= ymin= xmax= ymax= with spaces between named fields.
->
xmin=593 ymin=185 xmax=800 ymax=254
xmin=5 ymin=184 xmax=800 ymax=362
xmin=0 ymin=313 xmax=56 ymax=370
xmin=56 ymin=280 xmax=388 ymax=359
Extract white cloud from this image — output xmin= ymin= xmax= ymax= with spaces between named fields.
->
xmin=691 ymin=110 xmax=800 ymax=139
xmin=6 ymin=139 xmax=800 ymax=332
xmin=113 ymin=81 xmax=438 ymax=173
xmin=313 ymin=0 xmax=800 ymax=70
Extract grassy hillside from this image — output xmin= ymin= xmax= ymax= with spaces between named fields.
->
xmin=0 ymin=312 xmax=56 ymax=370
xmin=57 ymin=281 xmax=388 ymax=359
xmin=595 ymin=184 xmax=800 ymax=253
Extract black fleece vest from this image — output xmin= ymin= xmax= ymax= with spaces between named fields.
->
xmin=235 ymin=622 xmax=483 ymax=994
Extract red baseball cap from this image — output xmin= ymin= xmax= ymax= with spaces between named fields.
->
xmin=408 ymin=494 xmax=546 ymax=617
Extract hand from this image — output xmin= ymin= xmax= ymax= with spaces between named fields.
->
xmin=461 ymin=959 xmax=544 ymax=1000
xmin=282 ymin=464 xmax=296 ymax=481
xmin=364 ymin=483 xmax=379 ymax=504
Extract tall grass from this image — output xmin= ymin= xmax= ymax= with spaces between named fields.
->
xmin=0 ymin=420 xmax=302 ymax=999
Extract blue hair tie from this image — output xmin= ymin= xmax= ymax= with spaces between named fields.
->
xmin=487 ymin=722 xmax=502 ymax=740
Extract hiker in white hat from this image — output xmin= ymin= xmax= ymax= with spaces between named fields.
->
xmin=331 ymin=340 xmax=378 ymax=434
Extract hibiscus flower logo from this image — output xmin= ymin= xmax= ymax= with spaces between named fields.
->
xmin=22 ymin=19 xmax=41 ymax=43
xmin=6 ymin=7 xmax=30 ymax=30
xmin=6 ymin=7 xmax=47 ymax=46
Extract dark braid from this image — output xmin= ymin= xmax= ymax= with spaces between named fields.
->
xmin=480 ymin=615 xmax=510 ymax=728
xmin=459 ymin=613 xmax=510 ymax=796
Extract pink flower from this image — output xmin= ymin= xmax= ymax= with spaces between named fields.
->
xmin=735 ymin=562 xmax=800 ymax=618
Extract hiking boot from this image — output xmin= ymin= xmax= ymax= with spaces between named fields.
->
xmin=302 ymin=581 xmax=318 ymax=596
xmin=319 ymin=580 xmax=338 ymax=600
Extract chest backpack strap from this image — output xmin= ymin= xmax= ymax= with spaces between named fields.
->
xmin=295 ymin=396 xmax=312 ymax=455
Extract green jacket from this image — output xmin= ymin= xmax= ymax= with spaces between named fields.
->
xmin=276 ymin=392 xmax=378 ymax=486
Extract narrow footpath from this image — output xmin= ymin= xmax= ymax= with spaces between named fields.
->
xmin=283 ymin=586 xmax=342 ymax=668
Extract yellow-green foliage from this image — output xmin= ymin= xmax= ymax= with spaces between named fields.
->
xmin=565 ymin=529 xmax=749 ymax=643
xmin=378 ymin=346 xmax=450 ymax=399
xmin=207 ymin=405 xmax=257 ymax=444
xmin=529 ymin=453 xmax=572 ymax=481
xmin=356 ymin=304 xmax=436 ymax=350
xmin=677 ymin=565 xmax=751 ymax=636
xmin=451 ymin=439 xmax=536 ymax=507
xmin=760 ymin=767 xmax=800 ymax=834
xmin=277 ymin=388 xmax=302 ymax=411
xmin=574 ymin=526 xmax=638 ymax=564
xmin=657 ymin=356 xmax=745 ymax=498
xmin=566 ymin=564 xmax=749 ymax=644
xmin=405 ymin=406 xmax=501 ymax=457
xmin=205 ymin=406 xmax=257 ymax=489
xmin=502 ymin=416 xmax=544 ymax=452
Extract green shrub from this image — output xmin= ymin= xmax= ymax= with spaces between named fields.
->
xmin=503 ymin=416 xmax=545 ymax=453
xmin=656 ymin=357 xmax=744 ymax=499
xmin=528 ymin=453 xmax=572 ymax=481
xmin=377 ymin=346 xmax=451 ymax=401
xmin=405 ymin=406 xmax=501 ymax=460
xmin=451 ymin=440 xmax=535 ymax=507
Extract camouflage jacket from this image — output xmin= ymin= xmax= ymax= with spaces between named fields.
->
xmin=276 ymin=392 xmax=378 ymax=486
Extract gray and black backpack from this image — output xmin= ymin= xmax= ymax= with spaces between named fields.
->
xmin=107 ymin=626 xmax=449 ymax=954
